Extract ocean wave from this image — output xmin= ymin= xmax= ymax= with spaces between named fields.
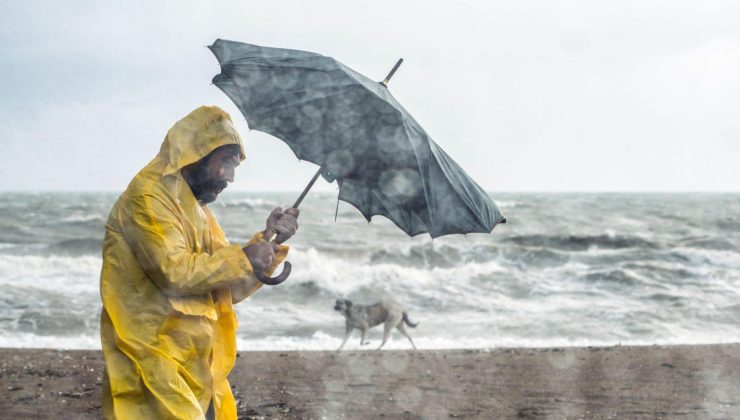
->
xmin=504 ymin=233 xmax=659 ymax=251
xmin=668 ymin=247 xmax=740 ymax=269
xmin=495 ymin=200 xmax=521 ymax=208
xmin=368 ymin=242 xmax=464 ymax=268
xmin=0 ymin=254 xmax=102 ymax=283
xmin=716 ymin=217 xmax=740 ymax=231
xmin=677 ymin=236 xmax=737 ymax=251
xmin=1 ymin=192 xmax=739 ymax=350
xmin=44 ymin=238 xmax=103 ymax=256
xmin=499 ymin=247 xmax=570 ymax=269
xmin=282 ymin=247 xmax=507 ymax=296
xmin=222 ymin=197 xmax=277 ymax=208
xmin=60 ymin=214 xmax=106 ymax=224
xmin=581 ymin=268 xmax=648 ymax=286
xmin=621 ymin=261 xmax=695 ymax=280
xmin=0 ymin=223 xmax=40 ymax=244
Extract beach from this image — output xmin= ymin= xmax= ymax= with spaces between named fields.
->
xmin=1 ymin=344 xmax=738 ymax=419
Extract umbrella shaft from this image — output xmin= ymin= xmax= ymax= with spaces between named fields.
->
xmin=266 ymin=167 xmax=323 ymax=243
xmin=292 ymin=167 xmax=323 ymax=209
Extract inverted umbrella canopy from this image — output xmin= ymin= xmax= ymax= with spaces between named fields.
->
xmin=209 ymin=39 xmax=505 ymax=238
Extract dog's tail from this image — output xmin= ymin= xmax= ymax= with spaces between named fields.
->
xmin=402 ymin=312 xmax=419 ymax=328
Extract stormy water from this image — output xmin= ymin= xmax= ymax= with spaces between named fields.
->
xmin=0 ymin=191 xmax=738 ymax=350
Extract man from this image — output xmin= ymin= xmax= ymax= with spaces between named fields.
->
xmin=99 ymin=105 xmax=298 ymax=419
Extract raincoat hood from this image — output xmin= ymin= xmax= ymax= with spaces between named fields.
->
xmin=159 ymin=105 xmax=245 ymax=176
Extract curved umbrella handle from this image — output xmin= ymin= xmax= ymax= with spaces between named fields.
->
xmin=254 ymin=261 xmax=292 ymax=285
xmin=251 ymin=171 xmax=319 ymax=286
xmin=253 ymin=230 xmax=291 ymax=286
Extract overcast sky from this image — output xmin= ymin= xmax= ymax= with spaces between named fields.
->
xmin=1 ymin=0 xmax=739 ymax=192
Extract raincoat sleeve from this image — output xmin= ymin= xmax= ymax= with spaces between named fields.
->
xmin=121 ymin=193 xmax=254 ymax=296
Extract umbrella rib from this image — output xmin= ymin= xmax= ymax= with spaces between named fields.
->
xmin=338 ymin=189 xmax=429 ymax=237
xmin=428 ymin=141 xmax=498 ymax=231
xmin=395 ymin=114 xmax=433 ymax=228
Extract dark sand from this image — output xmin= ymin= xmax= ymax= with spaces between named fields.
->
xmin=1 ymin=344 xmax=738 ymax=419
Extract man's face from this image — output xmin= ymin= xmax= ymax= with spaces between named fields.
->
xmin=182 ymin=144 xmax=241 ymax=204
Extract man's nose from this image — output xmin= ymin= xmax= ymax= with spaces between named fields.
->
xmin=223 ymin=167 xmax=235 ymax=183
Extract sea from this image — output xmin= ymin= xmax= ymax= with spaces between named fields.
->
xmin=0 ymin=192 xmax=739 ymax=350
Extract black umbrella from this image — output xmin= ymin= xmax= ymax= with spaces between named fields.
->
xmin=209 ymin=39 xmax=505 ymax=284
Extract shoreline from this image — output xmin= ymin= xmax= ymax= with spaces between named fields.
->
xmin=1 ymin=344 xmax=738 ymax=418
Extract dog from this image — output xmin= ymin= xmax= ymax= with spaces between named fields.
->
xmin=333 ymin=299 xmax=418 ymax=351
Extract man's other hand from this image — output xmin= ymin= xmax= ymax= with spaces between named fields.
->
xmin=243 ymin=242 xmax=281 ymax=274
xmin=263 ymin=207 xmax=300 ymax=244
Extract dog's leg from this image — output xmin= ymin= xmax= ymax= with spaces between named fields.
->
xmin=360 ymin=328 xmax=369 ymax=345
xmin=377 ymin=320 xmax=395 ymax=350
xmin=337 ymin=328 xmax=353 ymax=352
xmin=396 ymin=323 xmax=417 ymax=350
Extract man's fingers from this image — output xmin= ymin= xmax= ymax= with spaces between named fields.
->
xmin=276 ymin=217 xmax=298 ymax=232
xmin=265 ymin=207 xmax=284 ymax=234
xmin=244 ymin=241 xmax=281 ymax=273
xmin=264 ymin=207 xmax=299 ymax=244
xmin=285 ymin=207 xmax=299 ymax=218
xmin=281 ymin=215 xmax=298 ymax=230
xmin=268 ymin=207 xmax=283 ymax=223
xmin=273 ymin=225 xmax=294 ymax=235
xmin=273 ymin=225 xmax=296 ymax=244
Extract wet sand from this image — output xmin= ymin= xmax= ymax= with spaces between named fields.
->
xmin=1 ymin=344 xmax=738 ymax=419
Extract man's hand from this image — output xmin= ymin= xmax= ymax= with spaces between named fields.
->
xmin=243 ymin=241 xmax=281 ymax=274
xmin=263 ymin=207 xmax=299 ymax=244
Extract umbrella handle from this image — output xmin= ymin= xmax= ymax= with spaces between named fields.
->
xmin=254 ymin=230 xmax=291 ymax=286
xmin=254 ymin=261 xmax=292 ymax=285
xmin=253 ymin=167 xmax=322 ymax=286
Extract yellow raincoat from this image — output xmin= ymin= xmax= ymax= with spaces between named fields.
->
xmin=100 ymin=106 xmax=287 ymax=419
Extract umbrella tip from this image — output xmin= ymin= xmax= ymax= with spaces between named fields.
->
xmin=380 ymin=57 xmax=404 ymax=87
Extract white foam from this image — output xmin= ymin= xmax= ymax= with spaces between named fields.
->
xmin=223 ymin=197 xmax=277 ymax=208
xmin=234 ymin=333 xmax=740 ymax=352
xmin=2 ymin=329 xmax=739 ymax=351
xmin=0 ymin=332 xmax=102 ymax=350
xmin=0 ymin=255 xmax=101 ymax=294
xmin=0 ymin=254 xmax=101 ymax=276
xmin=495 ymin=200 xmax=520 ymax=208
xmin=671 ymin=247 xmax=740 ymax=270
xmin=286 ymin=247 xmax=507 ymax=295
xmin=61 ymin=214 xmax=104 ymax=223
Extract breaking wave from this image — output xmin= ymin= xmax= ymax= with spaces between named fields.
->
xmin=1 ymin=191 xmax=739 ymax=350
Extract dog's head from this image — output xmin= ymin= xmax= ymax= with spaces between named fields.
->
xmin=334 ymin=299 xmax=353 ymax=312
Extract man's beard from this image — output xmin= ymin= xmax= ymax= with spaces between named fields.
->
xmin=186 ymin=163 xmax=228 ymax=204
